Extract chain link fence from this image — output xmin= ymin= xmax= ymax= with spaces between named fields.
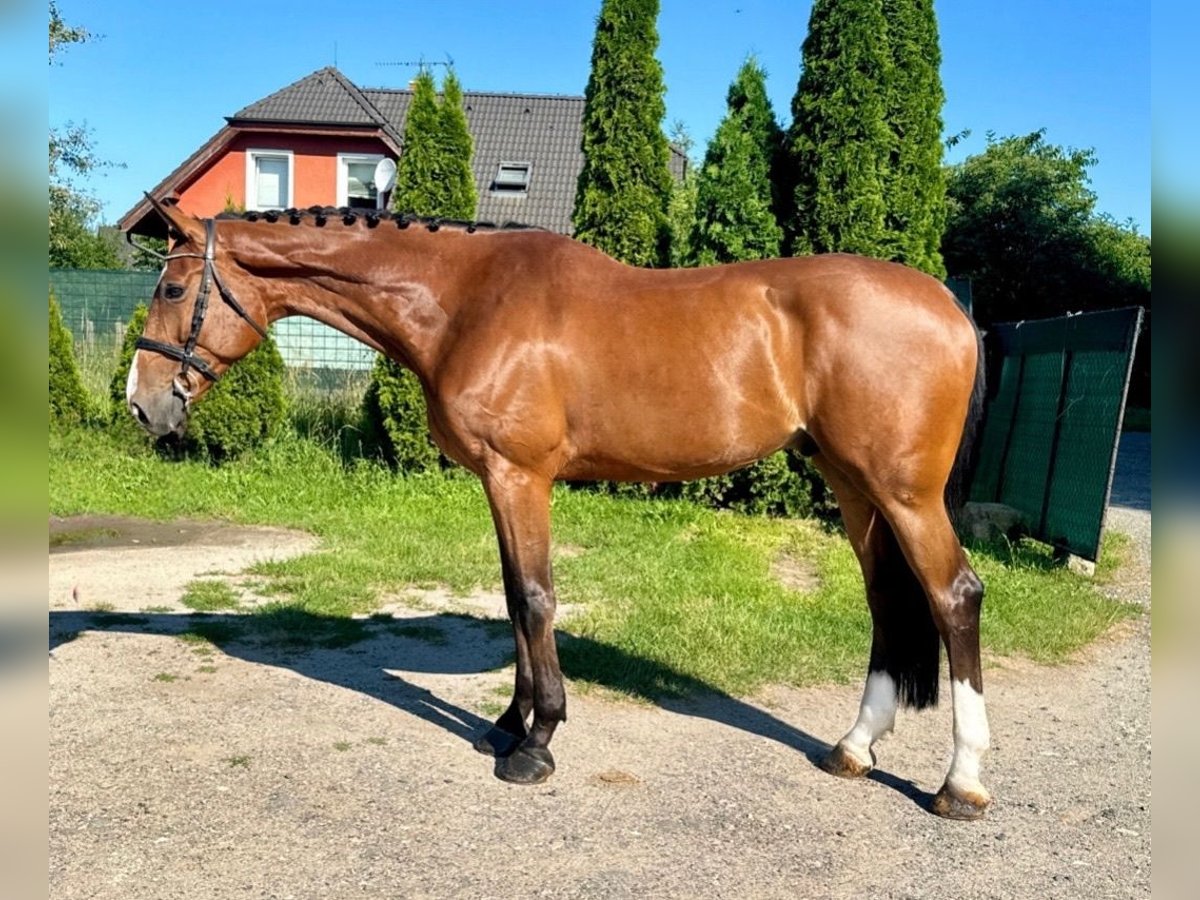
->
xmin=49 ymin=268 xmax=377 ymax=375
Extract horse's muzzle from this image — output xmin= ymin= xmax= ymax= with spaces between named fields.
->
xmin=129 ymin=391 xmax=188 ymax=438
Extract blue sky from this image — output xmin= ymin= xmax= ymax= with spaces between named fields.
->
xmin=46 ymin=1 xmax=1149 ymax=233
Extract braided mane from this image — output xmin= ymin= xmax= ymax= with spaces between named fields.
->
xmin=215 ymin=206 xmax=542 ymax=234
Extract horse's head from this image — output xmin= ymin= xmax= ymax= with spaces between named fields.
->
xmin=126 ymin=198 xmax=269 ymax=437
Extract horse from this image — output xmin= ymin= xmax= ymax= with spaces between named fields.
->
xmin=125 ymin=196 xmax=990 ymax=820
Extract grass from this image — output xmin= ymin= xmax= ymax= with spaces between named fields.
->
xmin=50 ymin=426 xmax=1139 ymax=699
xmin=180 ymin=579 xmax=242 ymax=612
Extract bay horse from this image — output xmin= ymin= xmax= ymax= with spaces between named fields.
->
xmin=126 ymin=197 xmax=990 ymax=820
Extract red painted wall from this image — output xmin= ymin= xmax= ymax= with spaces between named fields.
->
xmin=177 ymin=132 xmax=391 ymax=216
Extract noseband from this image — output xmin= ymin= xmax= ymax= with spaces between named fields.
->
xmin=134 ymin=218 xmax=269 ymax=387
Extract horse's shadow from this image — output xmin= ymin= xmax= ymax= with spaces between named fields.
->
xmin=47 ymin=608 xmax=929 ymax=810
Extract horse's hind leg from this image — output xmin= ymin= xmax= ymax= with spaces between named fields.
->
xmin=880 ymin=496 xmax=990 ymax=820
xmin=477 ymin=461 xmax=566 ymax=785
xmin=814 ymin=462 xmax=941 ymax=780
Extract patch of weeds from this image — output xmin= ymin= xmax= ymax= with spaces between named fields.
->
xmin=333 ymin=741 xmax=352 ymax=752
xmin=181 ymin=618 xmax=245 ymax=646
xmin=196 ymin=665 xmax=218 ymax=674
xmin=226 ymin=755 xmax=251 ymax=768
xmin=152 ymin=672 xmax=179 ymax=682
xmin=180 ymin=580 xmax=242 ymax=612
xmin=477 ymin=699 xmax=506 ymax=718
xmin=244 ymin=602 xmax=369 ymax=650
xmin=365 ymin=736 xmax=387 ymax=746
xmin=85 ymin=601 xmax=115 ymax=613
xmin=141 ymin=605 xmax=173 ymax=614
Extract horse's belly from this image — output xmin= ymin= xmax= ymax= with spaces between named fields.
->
xmin=557 ymin=390 xmax=800 ymax=482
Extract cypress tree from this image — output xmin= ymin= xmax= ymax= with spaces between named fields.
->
xmin=882 ymin=0 xmax=947 ymax=277
xmin=688 ymin=58 xmax=784 ymax=266
xmin=787 ymin=0 xmax=893 ymax=259
xmin=49 ymin=292 xmax=90 ymax=427
xmin=391 ymin=69 xmax=444 ymax=217
xmin=371 ymin=69 xmax=478 ymax=472
xmin=438 ymin=69 xmax=478 ymax=220
xmin=572 ymin=0 xmax=673 ymax=267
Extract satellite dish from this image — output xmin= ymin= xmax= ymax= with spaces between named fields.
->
xmin=373 ymin=158 xmax=397 ymax=208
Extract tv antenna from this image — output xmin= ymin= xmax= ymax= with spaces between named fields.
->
xmin=375 ymin=54 xmax=455 ymax=71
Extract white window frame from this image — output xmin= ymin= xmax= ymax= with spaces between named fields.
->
xmin=336 ymin=153 xmax=386 ymax=208
xmin=245 ymin=148 xmax=294 ymax=211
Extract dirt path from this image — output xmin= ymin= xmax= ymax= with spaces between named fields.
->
xmin=49 ymin=440 xmax=1150 ymax=899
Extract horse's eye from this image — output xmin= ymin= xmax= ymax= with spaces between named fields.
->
xmin=163 ymin=283 xmax=186 ymax=301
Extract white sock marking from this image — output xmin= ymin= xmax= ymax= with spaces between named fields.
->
xmin=839 ymin=671 xmax=897 ymax=766
xmin=947 ymin=678 xmax=990 ymax=795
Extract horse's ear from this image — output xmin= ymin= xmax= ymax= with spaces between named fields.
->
xmin=144 ymin=193 xmax=203 ymax=245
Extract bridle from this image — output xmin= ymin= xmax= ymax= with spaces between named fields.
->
xmin=132 ymin=218 xmax=269 ymax=392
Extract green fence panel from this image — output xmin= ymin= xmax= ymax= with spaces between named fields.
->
xmin=49 ymin=269 xmax=375 ymax=373
xmin=970 ymin=307 xmax=1144 ymax=561
xmin=49 ymin=269 xmax=158 ymax=345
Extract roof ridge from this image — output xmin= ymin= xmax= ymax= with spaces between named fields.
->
xmin=324 ymin=67 xmax=403 ymax=144
xmin=362 ymin=86 xmax=585 ymax=102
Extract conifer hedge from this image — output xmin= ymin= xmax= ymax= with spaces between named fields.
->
xmin=109 ymin=304 xmax=287 ymax=459
xmin=49 ymin=292 xmax=91 ymax=427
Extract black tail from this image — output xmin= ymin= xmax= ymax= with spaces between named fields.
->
xmin=944 ymin=325 xmax=987 ymax=525
xmin=872 ymin=526 xmax=943 ymax=710
xmin=880 ymin=323 xmax=986 ymax=712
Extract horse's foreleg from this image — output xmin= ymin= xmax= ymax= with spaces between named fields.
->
xmin=479 ymin=463 xmax=565 ymax=785
xmin=472 ymin=551 xmax=533 ymax=757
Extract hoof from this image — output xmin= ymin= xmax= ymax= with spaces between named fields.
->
xmin=931 ymin=782 xmax=991 ymax=820
xmin=472 ymin=725 xmax=524 ymax=758
xmin=494 ymin=745 xmax=555 ymax=785
xmin=819 ymin=743 xmax=874 ymax=779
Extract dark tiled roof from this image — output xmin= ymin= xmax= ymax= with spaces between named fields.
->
xmin=231 ymin=67 xmax=403 ymax=146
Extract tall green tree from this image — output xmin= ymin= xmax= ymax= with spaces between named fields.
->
xmin=787 ymin=0 xmax=893 ymax=259
xmin=572 ymin=0 xmax=673 ymax=267
xmin=49 ymin=2 xmax=122 ymax=269
xmin=943 ymin=130 xmax=1151 ymax=404
xmin=688 ymin=58 xmax=784 ymax=266
xmin=881 ymin=0 xmax=947 ymax=277
xmin=438 ymin=70 xmax=478 ymax=220
xmin=374 ymin=68 xmax=478 ymax=471
xmin=391 ymin=69 xmax=445 ymax=217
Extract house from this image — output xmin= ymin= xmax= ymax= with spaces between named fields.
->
xmin=118 ymin=66 xmax=686 ymax=371
xmin=120 ymin=66 xmax=686 ymax=238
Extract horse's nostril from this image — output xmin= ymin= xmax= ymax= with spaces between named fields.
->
xmin=131 ymin=402 xmax=151 ymax=427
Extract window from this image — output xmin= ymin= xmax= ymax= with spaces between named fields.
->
xmin=490 ymin=161 xmax=531 ymax=195
xmin=337 ymin=153 xmax=386 ymax=210
xmin=245 ymin=149 xmax=293 ymax=210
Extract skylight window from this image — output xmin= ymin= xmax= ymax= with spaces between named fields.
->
xmin=491 ymin=162 xmax=531 ymax=195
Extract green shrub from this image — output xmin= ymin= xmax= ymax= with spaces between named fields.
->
xmin=49 ymin=292 xmax=91 ymax=427
xmin=109 ymin=304 xmax=288 ymax=459
xmin=673 ymin=451 xmax=839 ymax=522
xmin=360 ymin=354 xmax=443 ymax=473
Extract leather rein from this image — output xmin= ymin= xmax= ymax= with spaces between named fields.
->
xmin=134 ymin=218 xmax=269 ymax=387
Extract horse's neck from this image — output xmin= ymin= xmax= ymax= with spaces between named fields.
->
xmin=239 ymin=226 xmax=467 ymax=380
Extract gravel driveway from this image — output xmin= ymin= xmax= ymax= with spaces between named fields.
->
xmin=48 ymin=435 xmax=1150 ymax=899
